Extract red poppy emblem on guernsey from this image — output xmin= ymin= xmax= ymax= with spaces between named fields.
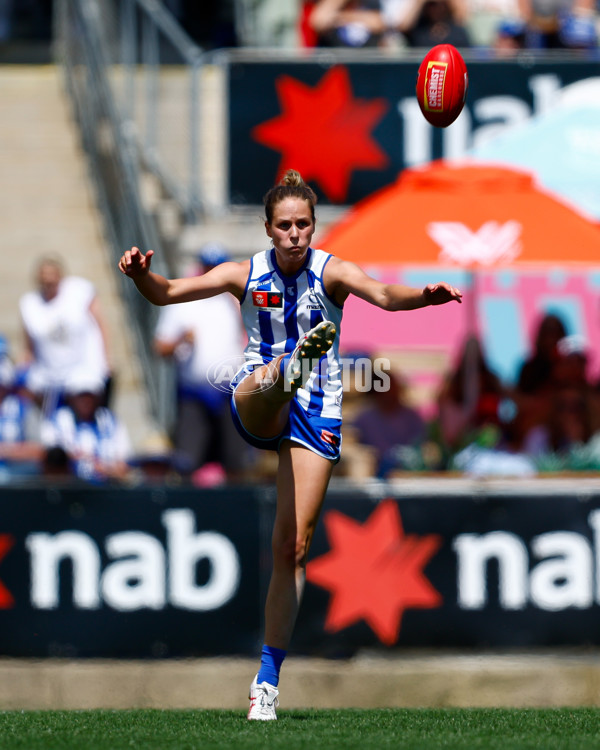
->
xmin=252 ymin=291 xmax=283 ymax=308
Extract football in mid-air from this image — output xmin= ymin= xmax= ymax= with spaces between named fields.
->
xmin=416 ymin=44 xmax=468 ymax=128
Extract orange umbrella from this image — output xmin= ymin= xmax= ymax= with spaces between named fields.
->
xmin=316 ymin=162 xmax=600 ymax=269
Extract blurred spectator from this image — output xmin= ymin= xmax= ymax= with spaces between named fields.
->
xmin=464 ymin=0 xmax=526 ymax=46
xmin=522 ymin=0 xmax=598 ymax=47
xmin=516 ymin=313 xmax=567 ymax=396
xmin=307 ymin=0 xmax=416 ymax=47
xmin=522 ymin=0 xmax=562 ymax=47
xmin=236 ymin=0 xmax=300 ymax=47
xmin=554 ymin=0 xmax=598 ymax=49
xmin=451 ymin=439 xmax=538 ymax=476
xmin=513 ymin=313 xmax=567 ymax=438
xmin=435 ymin=335 xmax=506 ymax=455
xmin=128 ymin=433 xmax=177 ymax=485
xmin=560 ymin=16 xmax=598 ymax=49
xmin=40 ymin=372 xmax=132 ymax=484
xmin=19 ymin=255 xmax=112 ymax=416
xmin=0 ymin=351 xmax=44 ymax=477
xmin=522 ymin=384 xmax=594 ymax=457
xmin=492 ymin=17 xmax=528 ymax=52
xmin=153 ymin=243 xmax=249 ymax=482
xmin=553 ymin=334 xmax=591 ymax=389
xmin=399 ymin=0 xmax=471 ymax=46
xmin=309 ymin=0 xmax=390 ymax=47
xmin=351 ymin=369 xmax=426 ymax=475
xmin=516 ymin=333 xmax=600 ymax=467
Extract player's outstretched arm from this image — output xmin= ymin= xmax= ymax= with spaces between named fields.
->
xmin=118 ymin=246 xmax=248 ymax=305
xmin=325 ymin=257 xmax=462 ymax=310
xmin=118 ymin=246 xmax=171 ymax=305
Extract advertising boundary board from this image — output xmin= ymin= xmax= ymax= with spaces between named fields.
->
xmin=226 ymin=53 xmax=598 ymax=206
xmin=2 ymin=480 xmax=600 ymax=657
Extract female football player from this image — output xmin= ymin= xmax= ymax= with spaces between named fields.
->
xmin=119 ymin=169 xmax=462 ymax=720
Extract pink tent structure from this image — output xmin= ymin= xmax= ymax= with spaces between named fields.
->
xmin=315 ymin=162 xmax=600 ymax=410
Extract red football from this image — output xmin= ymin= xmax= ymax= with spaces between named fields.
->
xmin=416 ymin=44 xmax=468 ymax=128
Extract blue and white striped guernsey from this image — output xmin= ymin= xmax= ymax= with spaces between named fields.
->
xmin=239 ymin=247 xmax=343 ymax=420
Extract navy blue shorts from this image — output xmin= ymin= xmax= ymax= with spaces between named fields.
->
xmin=230 ymin=364 xmax=342 ymax=462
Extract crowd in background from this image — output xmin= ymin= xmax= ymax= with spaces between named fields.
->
xmin=334 ymin=315 xmax=600 ymax=480
xmin=2 ymin=251 xmax=600 ymax=486
xmin=166 ymin=0 xmax=599 ymax=54
xmin=0 ymin=0 xmax=598 ymax=54
xmin=1 ymin=1 xmax=598 ymax=485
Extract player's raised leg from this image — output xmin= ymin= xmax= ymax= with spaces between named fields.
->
xmin=234 ymin=320 xmax=336 ymax=440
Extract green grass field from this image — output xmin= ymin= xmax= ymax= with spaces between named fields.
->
xmin=1 ymin=708 xmax=600 ymax=749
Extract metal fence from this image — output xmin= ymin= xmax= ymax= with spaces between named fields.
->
xmin=114 ymin=0 xmax=205 ymax=220
xmin=55 ymin=0 xmax=179 ymax=430
xmin=78 ymin=0 xmax=206 ymax=221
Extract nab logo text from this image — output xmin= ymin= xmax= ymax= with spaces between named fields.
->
xmin=25 ymin=509 xmax=240 ymax=612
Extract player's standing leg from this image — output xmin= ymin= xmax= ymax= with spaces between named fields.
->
xmin=248 ymin=441 xmax=333 ymax=720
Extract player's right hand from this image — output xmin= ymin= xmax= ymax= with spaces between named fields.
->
xmin=118 ymin=246 xmax=154 ymax=277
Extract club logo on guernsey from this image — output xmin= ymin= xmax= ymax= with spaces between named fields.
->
xmin=252 ymin=291 xmax=284 ymax=312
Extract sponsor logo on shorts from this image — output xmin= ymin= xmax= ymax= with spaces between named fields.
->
xmin=320 ymin=430 xmax=340 ymax=447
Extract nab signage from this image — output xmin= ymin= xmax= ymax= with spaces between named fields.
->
xmin=294 ymin=488 xmax=600 ymax=653
xmin=0 ymin=487 xmax=262 ymax=657
xmin=26 ymin=509 xmax=240 ymax=612
xmin=2 ymin=484 xmax=600 ymax=656
xmin=228 ymin=57 xmax=592 ymax=206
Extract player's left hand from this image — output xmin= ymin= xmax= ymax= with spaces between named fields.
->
xmin=424 ymin=282 xmax=463 ymax=306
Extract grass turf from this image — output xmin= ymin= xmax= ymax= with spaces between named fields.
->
xmin=1 ymin=708 xmax=600 ymax=749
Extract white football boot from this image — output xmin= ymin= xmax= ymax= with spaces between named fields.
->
xmin=285 ymin=320 xmax=337 ymax=389
xmin=247 ymin=674 xmax=280 ymax=721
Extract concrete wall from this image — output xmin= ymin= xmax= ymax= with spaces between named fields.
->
xmin=1 ymin=653 xmax=599 ymax=709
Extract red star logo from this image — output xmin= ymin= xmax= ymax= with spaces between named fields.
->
xmin=252 ymin=67 xmax=389 ymax=203
xmin=306 ymin=500 xmax=442 ymax=645
xmin=271 ymin=295 xmax=280 ymax=304
xmin=0 ymin=534 xmax=15 ymax=609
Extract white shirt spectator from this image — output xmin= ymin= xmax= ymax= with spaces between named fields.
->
xmin=20 ymin=275 xmax=109 ymax=395
xmin=381 ymin=0 xmax=414 ymax=28
xmin=155 ymin=294 xmax=243 ymax=390
xmin=464 ymin=0 xmax=524 ymax=44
